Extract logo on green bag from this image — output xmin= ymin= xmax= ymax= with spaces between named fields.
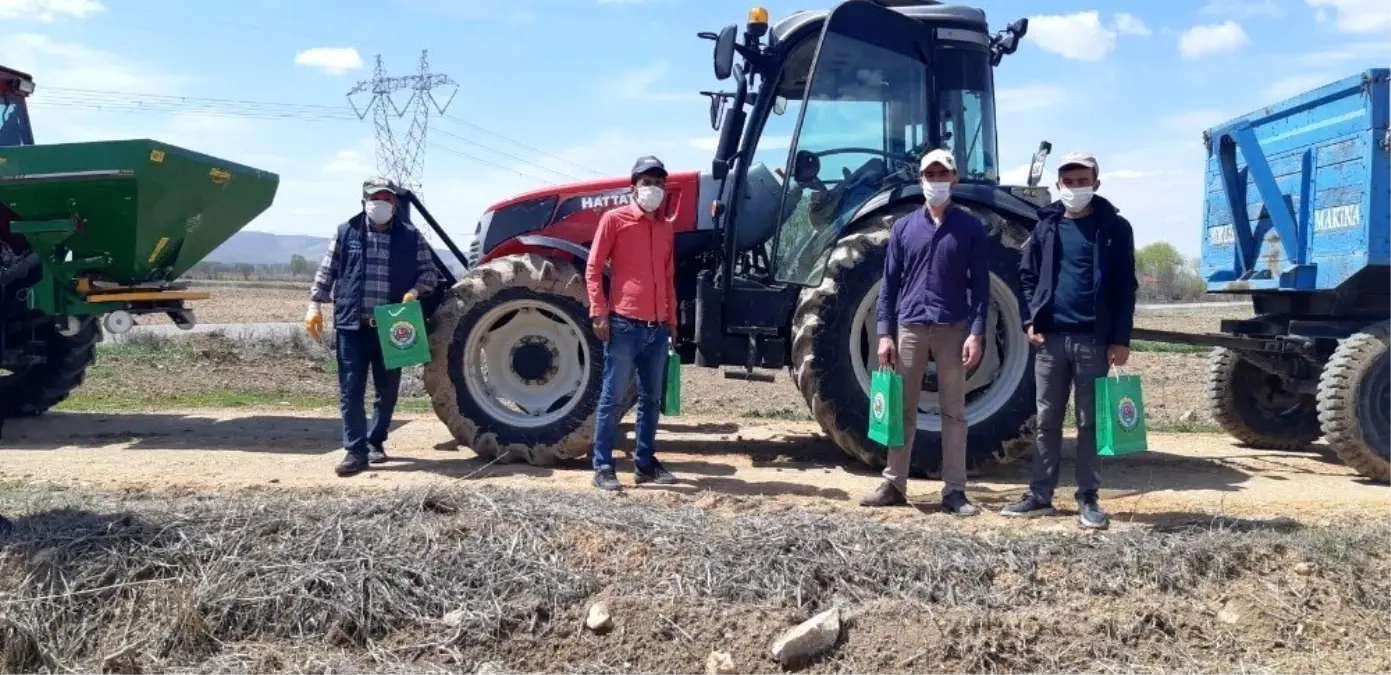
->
xmin=388 ymin=320 xmax=417 ymax=350
xmin=872 ymin=391 xmax=886 ymax=421
xmin=1117 ymin=396 xmax=1140 ymax=431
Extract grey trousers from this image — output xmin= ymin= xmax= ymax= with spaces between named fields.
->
xmin=882 ymin=322 xmax=969 ymax=496
xmin=1031 ymin=333 xmax=1109 ymax=502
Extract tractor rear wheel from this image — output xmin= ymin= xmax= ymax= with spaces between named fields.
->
xmin=0 ymin=315 xmax=100 ymax=418
xmin=423 ymin=254 xmax=604 ymax=465
xmin=790 ymin=206 xmax=1036 ymax=476
xmin=1317 ymin=322 xmax=1390 ymax=483
xmin=1205 ymin=347 xmax=1322 ymax=451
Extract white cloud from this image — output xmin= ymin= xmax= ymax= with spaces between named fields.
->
xmin=1027 ymin=12 xmax=1118 ymax=61
xmin=1306 ymin=0 xmax=1391 ymax=33
xmin=0 ymin=33 xmax=182 ymax=94
xmin=323 ymin=148 xmax=374 ymax=176
xmin=294 ymin=47 xmax=364 ymax=75
xmin=998 ymin=163 xmax=1033 ymax=186
xmin=1114 ymin=13 xmax=1153 ymax=36
xmin=1200 ymin=0 xmax=1286 ymax=18
xmin=613 ymin=63 xmax=699 ymax=102
xmin=996 ymin=83 xmax=1069 ymax=112
xmin=1263 ymin=73 xmax=1340 ymax=99
xmin=0 ymin=0 xmax=102 ymax=21
xmin=1162 ymin=109 xmax=1232 ymax=134
xmin=1178 ymin=22 xmax=1250 ymax=60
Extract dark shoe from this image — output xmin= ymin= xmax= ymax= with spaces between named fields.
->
xmin=336 ymin=453 xmax=369 ymax=477
xmin=941 ymin=490 xmax=981 ymax=517
xmin=593 ymin=466 xmax=621 ymax=492
xmin=1078 ymin=496 xmax=1110 ymax=530
xmin=858 ymin=481 xmax=908 ymax=507
xmin=367 ymin=442 xmax=388 ymax=464
xmin=634 ymin=461 xmax=677 ymax=485
xmin=1000 ymin=493 xmax=1056 ymax=518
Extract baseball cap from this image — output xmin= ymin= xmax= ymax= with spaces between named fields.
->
xmin=919 ymin=148 xmax=957 ymax=173
xmin=1058 ymin=151 xmax=1099 ymax=173
xmin=630 ymin=155 xmax=668 ymax=180
xmin=362 ymin=176 xmax=399 ymax=198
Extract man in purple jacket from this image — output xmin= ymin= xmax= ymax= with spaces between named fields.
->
xmin=859 ymin=149 xmax=990 ymax=515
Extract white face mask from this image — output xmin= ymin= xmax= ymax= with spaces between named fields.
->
xmin=364 ymin=200 xmax=395 ymax=225
xmin=634 ymin=185 xmax=665 ymax=212
xmin=922 ymin=181 xmax=952 ymax=207
xmin=1058 ymin=185 xmax=1094 ymax=212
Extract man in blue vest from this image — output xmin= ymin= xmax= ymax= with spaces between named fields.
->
xmin=305 ymin=176 xmax=440 ymax=477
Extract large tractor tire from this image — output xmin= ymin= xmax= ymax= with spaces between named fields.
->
xmin=1205 ymin=347 xmax=1321 ymax=450
xmin=0 ymin=315 xmax=100 ymax=418
xmin=423 ymin=254 xmax=605 ymax=465
xmin=790 ymin=205 xmax=1036 ymax=476
xmin=1317 ymin=322 xmax=1390 ymax=483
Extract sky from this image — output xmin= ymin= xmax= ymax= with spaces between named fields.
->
xmin=1 ymin=0 xmax=1388 ymax=258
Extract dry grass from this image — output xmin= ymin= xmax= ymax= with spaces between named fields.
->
xmin=0 ymin=485 xmax=1385 ymax=673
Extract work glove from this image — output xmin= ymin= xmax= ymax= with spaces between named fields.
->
xmin=305 ymin=301 xmax=324 ymax=339
xmin=402 ymin=289 xmax=419 ymax=303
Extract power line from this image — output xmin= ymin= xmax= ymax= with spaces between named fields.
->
xmin=431 ymin=126 xmax=580 ymax=181
xmin=346 ymin=51 xmax=458 ymax=201
xmin=428 ymin=142 xmax=558 ymax=186
xmin=439 ymin=113 xmax=605 ymax=177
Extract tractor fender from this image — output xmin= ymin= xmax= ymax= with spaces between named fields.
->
xmin=510 ymin=235 xmax=612 ymax=277
xmin=846 ymin=183 xmax=1041 ymax=228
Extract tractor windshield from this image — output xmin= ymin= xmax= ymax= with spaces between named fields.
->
xmin=936 ymin=44 xmax=998 ymax=182
xmin=0 ymin=94 xmax=33 ymax=146
xmin=770 ymin=19 xmax=926 ymax=286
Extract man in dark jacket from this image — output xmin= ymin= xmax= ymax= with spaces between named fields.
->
xmin=305 ymin=177 xmax=440 ymax=477
xmin=1003 ymin=152 xmax=1137 ymax=529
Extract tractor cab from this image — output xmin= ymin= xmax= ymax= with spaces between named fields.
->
xmin=0 ymin=65 xmax=36 ymax=147
xmin=703 ymin=0 xmax=1026 ymax=290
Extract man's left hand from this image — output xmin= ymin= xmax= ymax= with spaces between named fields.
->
xmin=1108 ymin=345 xmax=1131 ymax=367
xmin=402 ymin=289 xmax=419 ymax=303
xmin=962 ymin=334 xmax=983 ymax=369
xmin=665 ymin=320 xmax=678 ymax=337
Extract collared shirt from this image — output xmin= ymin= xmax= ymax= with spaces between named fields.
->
xmin=310 ymin=223 xmax=440 ymax=315
xmin=586 ymin=203 xmax=676 ymax=322
xmin=876 ymin=203 xmax=990 ymax=336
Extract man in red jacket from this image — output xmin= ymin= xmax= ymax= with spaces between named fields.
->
xmin=585 ymin=156 xmax=679 ymax=491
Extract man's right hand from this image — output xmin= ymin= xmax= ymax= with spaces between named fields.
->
xmin=877 ymin=336 xmax=897 ymax=367
xmin=1027 ymin=325 xmax=1044 ymax=347
xmin=592 ymin=316 xmax=610 ymax=342
xmin=305 ymin=302 xmax=324 ymax=340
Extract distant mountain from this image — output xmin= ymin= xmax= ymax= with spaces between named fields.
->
xmin=206 ymin=230 xmax=465 ymax=272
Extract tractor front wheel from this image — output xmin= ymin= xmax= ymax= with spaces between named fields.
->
xmin=423 ymin=254 xmax=604 ymax=465
xmin=0 ymin=315 xmax=100 ymax=418
xmin=1317 ymin=322 xmax=1390 ymax=483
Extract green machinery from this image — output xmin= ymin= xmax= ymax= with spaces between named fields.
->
xmin=1 ymin=65 xmax=279 ymax=416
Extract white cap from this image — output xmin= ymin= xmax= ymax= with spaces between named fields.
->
xmin=919 ymin=148 xmax=958 ymax=173
xmin=1058 ymin=151 xmax=1099 ymax=173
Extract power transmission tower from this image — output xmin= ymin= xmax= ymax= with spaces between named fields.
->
xmin=346 ymin=50 xmax=458 ymax=201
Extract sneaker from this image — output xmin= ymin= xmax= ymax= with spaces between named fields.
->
xmin=367 ymin=442 xmax=388 ymax=464
xmin=941 ymin=490 xmax=981 ymax=517
xmin=335 ymin=453 xmax=369 ymax=477
xmin=858 ymin=480 xmax=908 ymax=508
xmin=1077 ymin=496 xmax=1110 ymax=530
xmin=1000 ymin=493 xmax=1056 ymax=518
xmin=634 ymin=461 xmax=677 ymax=485
xmin=593 ymin=466 xmax=622 ymax=492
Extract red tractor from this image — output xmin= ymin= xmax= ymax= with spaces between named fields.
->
xmin=422 ymin=0 xmax=1051 ymax=475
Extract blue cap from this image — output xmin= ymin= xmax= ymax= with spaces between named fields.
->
xmin=630 ymin=155 xmax=668 ymax=181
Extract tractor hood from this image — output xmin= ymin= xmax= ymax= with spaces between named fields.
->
xmin=468 ymin=168 xmax=704 ymax=266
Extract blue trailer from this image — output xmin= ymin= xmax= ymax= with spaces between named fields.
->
xmin=1136 ymin=68 xmax=1389 ymax=482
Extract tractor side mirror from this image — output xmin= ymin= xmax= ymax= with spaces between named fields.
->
xmin=1027 ymin=140 xmax=1051 ymax=187
xmin=709 ymin=95 xmax=726 ymax=130
xmin=714 ymin=24 xmax=737 ymax=81
xmin=773 ymin=96 xmax=788 ymax=115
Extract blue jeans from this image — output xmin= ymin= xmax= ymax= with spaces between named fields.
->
xmin=336 ymin=326 xmax=402 ymax=457
xmin=592 ymin=315 xmax=670 ymax=471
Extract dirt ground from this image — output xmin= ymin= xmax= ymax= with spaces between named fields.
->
xmin=2 ymin=410 xmax=1384 ymax=529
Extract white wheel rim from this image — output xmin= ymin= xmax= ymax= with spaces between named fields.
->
xmin=461 ymin=298 xmax=591 ymax=429
xmin=849 ymin=274 xmax=1029 ymax=432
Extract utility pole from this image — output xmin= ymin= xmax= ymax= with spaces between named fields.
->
xmin=346 ymin=50 xmax=458 ymax=203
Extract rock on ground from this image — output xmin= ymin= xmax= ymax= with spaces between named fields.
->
xmin=705 ymin=650 xmax=735 ymax=675
xmin=770 ymin=607 xmax=841 ymax=668
xmin=585 ymin=602 xmax=613 ymax=632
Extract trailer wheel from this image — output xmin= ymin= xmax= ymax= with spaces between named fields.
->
xmin=1317 ymin=322 xmax=1390 ymax=483
xmin=423 ymin=254 xmax=604 ymax=465
xmin=0 ymin=315 xmax=100 ymax=418
xmin=1205 ymin=347 xmax=1321 ymax=451
xmin=790 ymin=206 xmax=1036 ymax=476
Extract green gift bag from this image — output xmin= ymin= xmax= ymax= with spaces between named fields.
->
xmin=1095 ymin=371 xmax=1148 ymax=456
xmin=663 ymin=350 xmax=682 ymax=416
xmin=868 ymin=367 xmax=904 ymax=447
xmin=374 ymin=301 xmax=432 ymax=370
